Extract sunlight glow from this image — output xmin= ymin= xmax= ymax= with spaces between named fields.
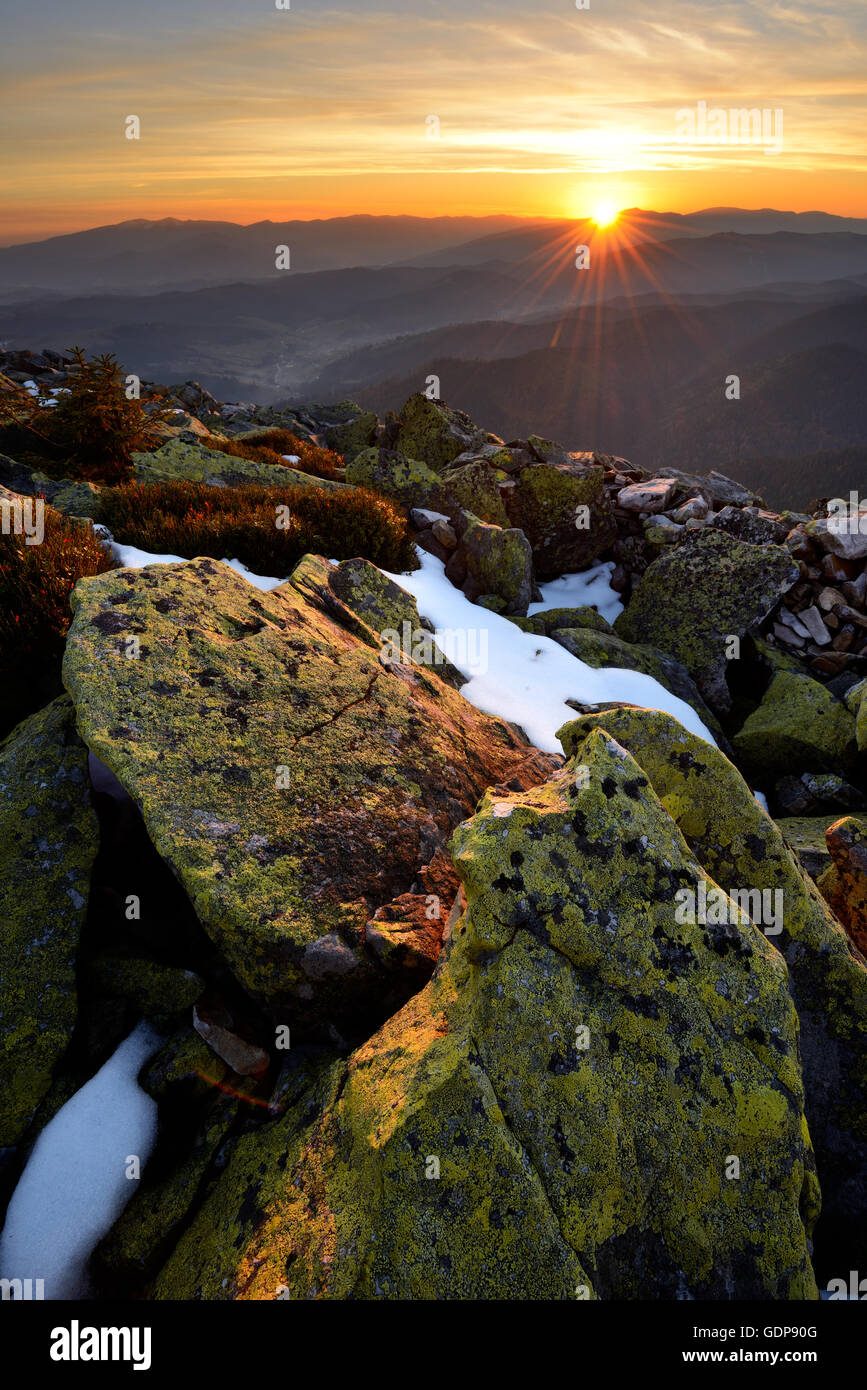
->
xmin=592 ymin=201 xmax=620 ymax=227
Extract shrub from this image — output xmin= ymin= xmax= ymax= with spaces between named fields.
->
xmin=206 ymin=430 xmax=343 ymax=482
xmin=0 ymin=504 xmax=117 ymax=735
xmin=0 ymin=347 xmax=173 ymax=484
xmin=99 ymin=479 xmax=418 ymax=576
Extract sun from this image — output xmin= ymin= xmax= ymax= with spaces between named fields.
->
xmin=591 ymin=201 xmax=619 ymax=228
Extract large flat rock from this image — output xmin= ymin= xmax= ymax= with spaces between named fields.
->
xmin=62 ymin=555 xmax=554 ymax=1036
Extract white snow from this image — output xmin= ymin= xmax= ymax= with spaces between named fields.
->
xmin=221 ymin=556 xmax=286 ymax=591
xmin=528 ymin=559 xmax=624 ymax=627
xmin=281 ymin=454 xmax=301 ymax=463
xmin=0 ymin=1024 xmax=161 ymax=1300
xmin=99 ymin=531 xmax=287 ymax=592
xmin=383 ymin=549 xmax=716 ymax=753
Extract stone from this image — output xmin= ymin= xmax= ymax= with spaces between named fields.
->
xmin=322 ymin=409 xmax=379 ymax=461
xmin=614 ymin=529 xmax=798 ymax=716
xmin=710 ymin=506 xmax=789 ymax=546
xmin=441 ymin=460 xmax=508 ymax=527
xmin=445 ymin=512 xmax=534 ymax=616
xmin=798 ymin=606 xmax=832 ymax=647
xmin=193 ymin=1002 xmax=269 ymax=1078
xmin=504 ymin=461 xmax=617 ymax=581
xmin=776 ymin=817 xmax=836 ymax=877
xmin=62 ymin=556 xmax=554 ymax=1034
xmin=655 ymin=468 xmax=760 ymax=508
xmin=151 ymin=731 xmax=818 ymax=1300
xmin=133 ymin=438 xmax=339 ymax=492
xmin=0 ymin=696 xmax=100 ymax=1147
xmin=616 ymin=478 xmax=677 ymax=512
xmin=775 ymin=772 xmax=867 ymax=818
xmin=557 ymin=705 xmax=867 ymax=1263
xmin=395 ymin=394 xmax=490 ymax=473
xmin=807 ymin=514 xmax=867 ymax=562
xmin=818 ymin=817 xmax=867 ymax=958
xmin=732 ymin=671 xmax=856 ymax=780
xmin=346 ymin=447 xmax=447 ymax=512
xmin=431 ymin=518 xmax=457 ymax=549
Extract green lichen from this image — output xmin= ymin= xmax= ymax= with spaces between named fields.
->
xmin=614 ymin=529 xmax=798 ymax=715
xmin=150 ymin=731 xmax=818 ymax=1300
xmin=506 ymin=463 xmax=616 ymax=581
xmin=557 ymin=704 xmax=867 ymax=1257
xmin=0 ymin=695 xmax=99 ymax=1147
xmin=61 ymin=556 xmax=551 ymax=1033
xmin=732 ymin=670 xmax=856 ymax=780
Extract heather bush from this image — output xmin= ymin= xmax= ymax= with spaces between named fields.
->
xmin=0 ymin=505 xmax=117 ymax=735
xmin=207 ymin=429 xmax=343 ymax=482
xmin=99 ymin=479 xmax=417 ymax=575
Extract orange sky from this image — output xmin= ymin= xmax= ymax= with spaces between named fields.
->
xmin=2 ymin=0 xmax=866 ymax=243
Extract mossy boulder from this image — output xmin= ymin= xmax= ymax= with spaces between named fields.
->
xmin=505 ymin=462 xmax=617 ymax=581
xmin=441 ymin=460 xmax=509 ymax=526
xmin=395 ymin=393 xmax=490 ymax=473
xmin=62 ymin=556 xmax=554 ymax=1036
xmin=322 ymin=408 xmax=379 ymax=461
xmin=151 ymin=731 xmax=817 ymax=1300
xmin=732 ymin=671 xmax=856 ymax=781
xmin=776 ymin=816 xmax=836 ymax=877
xmin=87 ymin=952 xmax=205 ymax=1016
xmin=132 ymin=438 xmax=338 ymax=492
xmin=445 ymin=512 xmax=534 ymax=616
xmin=327 ymin=556 xmax=464 ymax=687
xmin=843 ymin=677 xmax=867 ymax=752
xmin=0 ymin=453 xmax=102 ymax=518
xmin=557 ymin=705 xmax=867 ymax=1266
xmin=614 ymin=530 xmax=798 ymax=716
xmin=0 ymin=696 xmax=100 ymax=1147
xmin=345 ymin=446 xmax=447 ymax=512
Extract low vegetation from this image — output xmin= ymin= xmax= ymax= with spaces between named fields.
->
xmin=0 ymin=505 xmax=117 ymax=735
xmin=206 ymin=428 xmax=344 ymax=482
xmin=99 ymin=479 xmax=417 ymax=575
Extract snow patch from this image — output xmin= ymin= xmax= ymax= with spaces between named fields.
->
xmin=528 ymin=560 xmax=624 ymax=627
xmin=383 ymin=549 xmax=716 ymax=754
xmin=0 ymin=1024 xmax=161 ymax=1299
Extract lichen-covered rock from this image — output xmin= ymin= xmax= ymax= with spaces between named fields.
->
xmin=345 ymin=446 xmax=447 ymax=512
xmin=87 ymin=952 xmax=205 ymax=1016
xmin=505 ymin=461 xmax=617 ymax=581
xmin=395 ymin=393 xmax=491 ymax=473
xmin=133 ymin=438 xmax=338 ymax=491
xmin=775 ymin=772 xmax=866 ymax=818
xmin=614 ymin=529 xmax=798 ymax=715
xmin=441 ymin=460 xmax=509 ymax=526
xmin=296 ymin=554 xmax=464 ymax=688
xmin=445 ymin=512 xmax=534 ymax=615
xmin=62 ymin=556 xmax=554 ymax=1035
xmin=843 ymin=677 xmax=867 ymax=752
xmin=0 ymin=453 xmax=102 ymax=518
xmin=150 ymin=731 xmax=818 ymax=1300
xmin=322 ymin=408 xmax=378 ymax=461
xmin=547 ymin=625 xmax=725 ymax=746
xmin=818 ymin=817 xmax=867 ymax=958
xmin=557 ymin=705 xmax=867 ymax=1265
xmin=732 ymin=671 xmax=856 ymax=780
xmin=0 ymin=696 xmax=99 ymax=1147
xmin=776 ymin=816 xmax=836 ymax=877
